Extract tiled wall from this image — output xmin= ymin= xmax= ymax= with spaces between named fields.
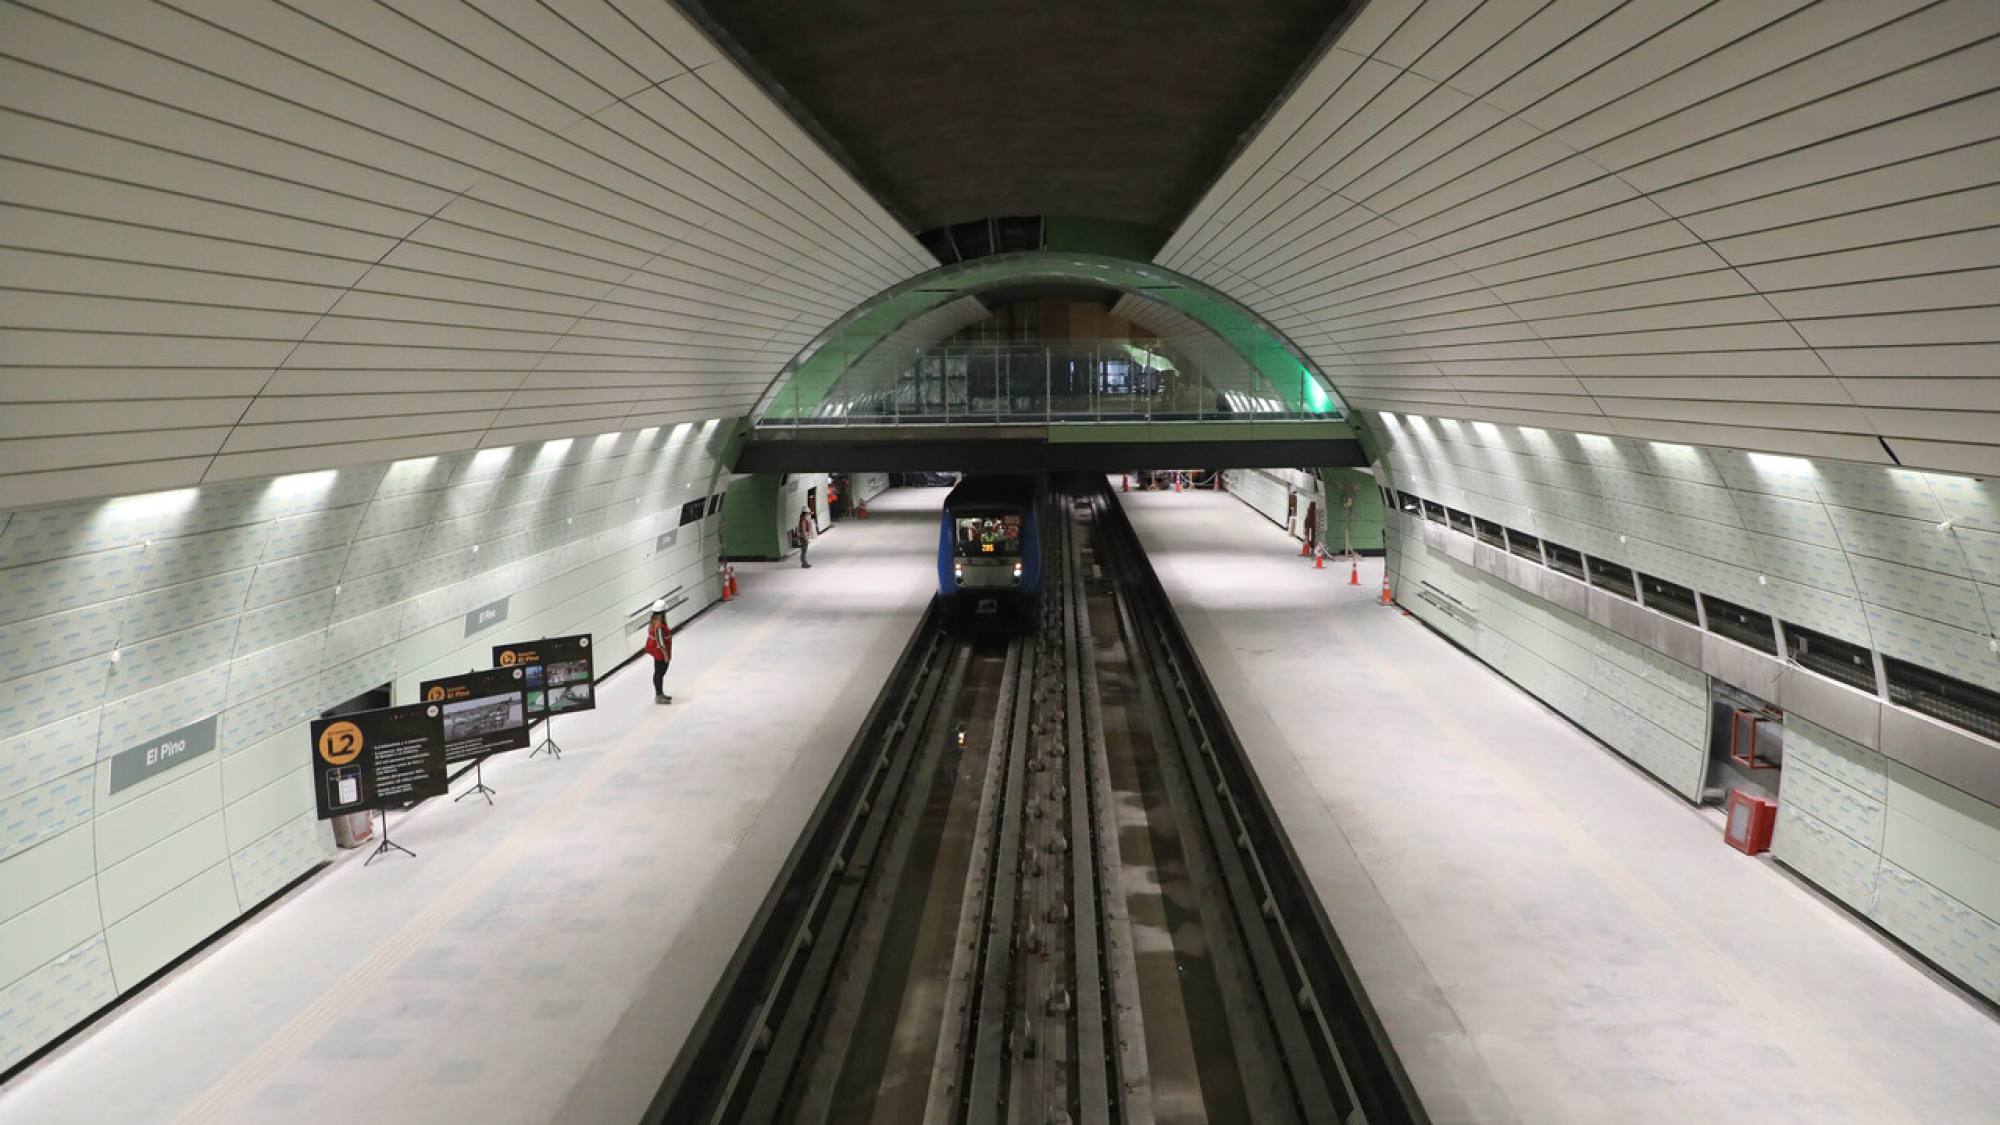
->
xmin=1222 ymin=468 xmax=1318 ymax=541
xmin=851 ymin=473 xmax=892 ymax=505
xmin=1368 ymin=409 xmax=2000 ymax=1002
xmin=1388 ymin=513 xmax=1710 ymax=802
xmin=1224 ymin=467 xmax=1385 ymax=552
xmin=0 ymin=1 xmax=932 ymax=510
xmin=1368 ymin=413 xmax=2000 ymax=687
xmin=1158 ymin=0 xmax=2000 ymax=478
xmin=0 ymin=421 xmax=731 ymax=1069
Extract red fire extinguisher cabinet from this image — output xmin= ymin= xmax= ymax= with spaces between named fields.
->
xmin=1724 ymin=789 xmax=1778 ymax=855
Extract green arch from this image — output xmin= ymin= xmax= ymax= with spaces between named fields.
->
xmin=753 ymin=251 xmax=1344 ymax=420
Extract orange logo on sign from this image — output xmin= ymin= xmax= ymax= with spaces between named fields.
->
xmin=426 ymin=686 xmax=445 ymax=702
xmin=499 ymin=650 xmax=518 ymax=667
xmin=318 ymin=721 xmax=364 ymax=766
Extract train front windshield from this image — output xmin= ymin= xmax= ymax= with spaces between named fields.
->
xmin=954 ymin=513 xmax=1022 ymax=558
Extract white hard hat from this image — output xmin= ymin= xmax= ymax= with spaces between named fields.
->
xmin=651 ymin=599 xmax=666 ymax=613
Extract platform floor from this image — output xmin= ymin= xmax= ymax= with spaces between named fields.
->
xmin=1118 ymin=486 xmax=2000 ymax=1125
xmin=0 ymin=489 xmax=946 ymax=1125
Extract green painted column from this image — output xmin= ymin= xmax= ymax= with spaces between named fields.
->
xmin=722 ymin=475 xmax=783 ymax=558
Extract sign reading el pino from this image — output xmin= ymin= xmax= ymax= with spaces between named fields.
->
xmin=109 ymin=714 xmax=220 ymax=795
xmin=310 ymin=703 xmax=447 ymax=820
xmin=463 ymin=596 xmax=510 ymax=637
xmin=419 ymin=667 xmax=529 ymax=764
xmin=493 ymin=633 xmax=596 ymax=719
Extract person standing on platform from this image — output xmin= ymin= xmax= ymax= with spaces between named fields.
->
xmin=797 ymin=508 xmax=815 ymax=568
xmin=645 ymin=600 xmax=673 ymax=704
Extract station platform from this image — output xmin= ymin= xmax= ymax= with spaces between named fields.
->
xmin=1117 ymin=486 xmax=2000 ymax=1125
xmin=0 ymin=489 xmax=947 ymax=1125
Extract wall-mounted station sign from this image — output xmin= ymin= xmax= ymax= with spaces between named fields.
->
xmin=109 ymin=714 xmax=220 ymax=795
xmin=463 ymin=596 xmax=510 ymax=637
xmin=419 ymin=667 xmax=529 ymax=763
xmin=493 ymin=634 xmax=596 ymax=718
xmin=310 ymin=703 xmax=448 ymax=819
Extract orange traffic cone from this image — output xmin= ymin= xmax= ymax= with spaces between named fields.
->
xmin=1173 ymin=473 xmax=1182 ymax=493
xmin=1299 ymin=538 xmax=1311 ymax=557
xmin=721 ymin=564 xmax=737 ymax=601
xmin=1121 ymin=473 xmax=1129 ymax=492
xmin=1379 ymin=578 xmax=1393 ymax=605
xmin=1349 ymin=559 xmax=1360 ymax=585
xmin=855 ymin=497 xmax=869 ymax=518
xmin=1314 ymin=547 xmax=1325 ymax=569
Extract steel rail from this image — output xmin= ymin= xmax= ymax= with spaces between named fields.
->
xmin=923 ymin=639 xmax=1025 ymax=1122
xmin=1096 ymin=480 xmax=1429 ymax=1125
xmin=1069 ymin=494 xmax=1155 ymax=1125
xmin=647 ymin=602 xmax=951 ymax=1125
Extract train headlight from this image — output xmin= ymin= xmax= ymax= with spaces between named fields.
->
xmin=1012 ymin=561 xmax=1022 ymax=582
xmin=954 ymin=560 xmax=963 ymax=584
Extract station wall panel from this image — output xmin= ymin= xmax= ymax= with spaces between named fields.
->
xmin=1376 ymin=412 xmax=2000 ymax=1002
xmin=1222 ymin=467 xmax=1385 ymax=553
xmin=0 ymin=420 xmax=733 ymax=1070
xmin=1159 ymin=0 xmax=2000 ymax=478
xmin=0 ymin=1 xmax=934 ymax=511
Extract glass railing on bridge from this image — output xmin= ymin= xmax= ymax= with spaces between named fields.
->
xmin=757 ymin=338 xmax=1343 ymax=427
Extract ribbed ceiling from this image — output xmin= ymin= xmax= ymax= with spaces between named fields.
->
xmin=0 ymin=0 xmax=932 ymax=509
xmin=1159 ymin=0 xmax=2000 ymax=477
xmin=6 ymin=0 xmax=1999 ymax=511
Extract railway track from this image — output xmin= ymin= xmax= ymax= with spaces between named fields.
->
xmin=651 ymin=477 xmax=1423 ymax=1125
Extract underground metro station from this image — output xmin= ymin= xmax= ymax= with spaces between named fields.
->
xmin=2 ymin=2 xmax=1998 ymax=1122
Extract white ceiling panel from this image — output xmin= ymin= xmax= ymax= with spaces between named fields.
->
xmin=1160 ymin=0 xmax=2000 ymax=474
xmin=0 ymin=0 xmax=931 ymax=509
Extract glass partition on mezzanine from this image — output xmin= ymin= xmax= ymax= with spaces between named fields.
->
xmin=757 ymin=337 xmax=1341 ymax=427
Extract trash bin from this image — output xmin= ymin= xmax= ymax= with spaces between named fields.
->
xmin=332 ymin=810 xmax=374 ymax=849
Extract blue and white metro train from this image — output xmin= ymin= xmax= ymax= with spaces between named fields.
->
xmin=937 ymin=475 xmax=1043 ymax=626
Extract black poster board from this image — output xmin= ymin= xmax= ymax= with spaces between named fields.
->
xmin=420 ymin=667 xmax=530 ymax=763
xmin=494 ymin=633 xmax=596 ymax=718
xmin=311 ymin=703 xmax=448 ymax=819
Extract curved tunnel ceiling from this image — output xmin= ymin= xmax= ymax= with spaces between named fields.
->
xmin=1157 ymin=0 xmax=2000 ymax=477
xmin=3 ymin=0 xmax=1998 ymax=512
xmin=0 ymin=1 xmax=934 ymax=509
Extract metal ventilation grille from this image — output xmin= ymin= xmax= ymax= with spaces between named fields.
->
xmin=1885 ymin=656 xmax=2000 ymax=743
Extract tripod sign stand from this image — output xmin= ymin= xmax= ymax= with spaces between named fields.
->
xmin=366 ymin=808 xmax=416 ymax=865
xmin=454 ymin=758 xmax=497 ymax=805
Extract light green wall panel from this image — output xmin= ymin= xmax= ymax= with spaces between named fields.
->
xmin=97 ymin=813 xmax=228 ymax=925
xmin=0 ymin=824 xmax=93 ymax=921
xmin=1774 ymin=804 xmax=1882 ymax=912
xmin=0 ymin=937 xmax=115 ymax=1071
xmin=0 ymin=882 xmax=103 ymax=988
xmin=93 ymin=763 xmax=222 ymax=870
xmin=105 ymin=863 xmax=238 ymax=989
xmin=0 ymin=418 xmax=738 ymax=1064
xmin=1872 ymin=861 xmax=2000 ymax=1002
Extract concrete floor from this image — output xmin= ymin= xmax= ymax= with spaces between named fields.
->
xmin=0 ymin=489 xmax=945 ymax=1125
xmin=1118 ymin=486 xmax=2000 ymax=1125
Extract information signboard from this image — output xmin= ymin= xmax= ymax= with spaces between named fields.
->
xmin=420 ymin=667 xmax=530 ymax=763
xmin=310 ymin=703 xmax=447 ymax=820
xmin=492 ymin=634 xmax=596 ymax=718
